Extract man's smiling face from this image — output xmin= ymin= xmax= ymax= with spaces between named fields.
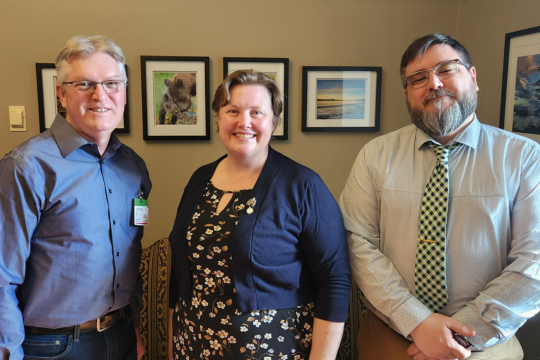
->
xmin=57 ymin=52 xmax=126 ymax=144
xmin=404 ymin=44 xmax=479 ymax=138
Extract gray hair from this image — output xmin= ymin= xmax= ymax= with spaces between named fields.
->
xmin=400 ymin=34 xmax=473 ymax=89
xmin=55 ymin=35 xmax=127 ymax=85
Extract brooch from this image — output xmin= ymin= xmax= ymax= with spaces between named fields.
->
xmin=246 ymin=198 xmax=256 ymax=214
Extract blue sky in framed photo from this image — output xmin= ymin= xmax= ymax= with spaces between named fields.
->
xmin=316 ymin=79 xmax=365 ymax=120
xmin=513 ymin=54 xmax=540 ymax=134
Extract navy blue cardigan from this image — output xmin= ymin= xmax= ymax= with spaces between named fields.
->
xmin=168 ymin=147 xmax=351 ymax=322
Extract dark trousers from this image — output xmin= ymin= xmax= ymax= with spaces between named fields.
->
xmin=22 ymin=315 xmax=137 ymax=360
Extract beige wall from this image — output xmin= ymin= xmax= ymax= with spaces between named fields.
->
xmin=458 ymin=0 xmax=540 ymax=127
xmin=0 ymin=0 xmax=538 ymax=247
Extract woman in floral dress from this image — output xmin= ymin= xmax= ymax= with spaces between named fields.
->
xmin=168 ymin=70 xmax=351 ymax=360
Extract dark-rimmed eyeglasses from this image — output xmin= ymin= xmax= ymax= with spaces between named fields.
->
xmin=404 ymin=59 xmax=470 ymax=89
xmin=62 ymin=80 xmax=126 ymax=94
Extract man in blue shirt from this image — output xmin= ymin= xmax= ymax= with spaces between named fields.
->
xmin=341 ymin=34 xmax=539 ymax=359
xmin=0 ymin=35 xmax=151 ymax=360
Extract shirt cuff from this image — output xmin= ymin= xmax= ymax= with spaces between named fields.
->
xmin=451 ymin=305 xmax=501 ymax=350
xmin=387 ymin=295 xmax=433 ymax=337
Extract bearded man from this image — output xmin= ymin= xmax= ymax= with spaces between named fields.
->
xmin=340 ymin=34 xmax=540 ymax=360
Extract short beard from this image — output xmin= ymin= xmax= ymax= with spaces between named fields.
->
xmin=407 ymin=86 xmax=478 ymax=138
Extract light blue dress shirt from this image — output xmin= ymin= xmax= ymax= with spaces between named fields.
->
xmin=340 ymin=116 xmax=540 ymax=350
xmin=0 ymin=114 xmax=151 ymax=359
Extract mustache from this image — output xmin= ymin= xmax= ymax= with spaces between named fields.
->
xmin=423 ymin=88 xmax=456 ymax=105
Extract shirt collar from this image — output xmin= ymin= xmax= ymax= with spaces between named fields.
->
xmin=414 ymin=114 xmax=481 ymax=150
xmin=50 ymin=113 xmax=124 ymax=159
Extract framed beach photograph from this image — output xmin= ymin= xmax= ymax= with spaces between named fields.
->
xmin=36 ymin=63 xmax=130 ymax=133
xmin=500 ymin=25 xmax=540 ymax=143
xmin=302 ymin=66 xmax=381 ymax=132
xmin=141 ymin=56 xmax=210 ymax=140
xmin=223 ymin=57 xmax=289 ymax=140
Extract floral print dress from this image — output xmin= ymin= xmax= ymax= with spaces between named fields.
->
xmin=172 ymin=181 xmax=314 ymax=360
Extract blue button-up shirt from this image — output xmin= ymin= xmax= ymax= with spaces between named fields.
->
xmin=0 ymin=114 xmax=151 ymax=358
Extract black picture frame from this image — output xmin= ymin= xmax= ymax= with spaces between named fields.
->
xmin=141 ymin=56 xmax=210 ymax=140
xmin=500 ymin=25 xmax=540 ymax=142
xmin=223 ymin=57 xmax=289 ymax=140
xmin=301 ymin=66 xmax=381 ymax=132
xmin=36 ymin=63 xmax=130 ymax=133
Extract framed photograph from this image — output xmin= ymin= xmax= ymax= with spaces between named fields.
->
xmin=301 ymin=66 xmax=381 ymax=132
xmin=36 ymin=63 xmax=130 ymax=133
xmin=223 ymin=57 xmax=289 ymax=140
xmin=141 ymin=56 xmax=210 ymax=140
xmin=500 ymin=25 xmax=540 ymax=142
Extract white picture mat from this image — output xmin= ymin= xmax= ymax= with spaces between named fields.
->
xmin=145 ymin=61 xmax=207 ymax=137
xmin=41 ymin=68 xmax=58 ymax=129
xmin=306 ymin=70 xmax=377 ymax=128
xmin=503 ymin=31 xmax=540 ymax=142
xmin=226 ymin=62 xmax=286 ymax=136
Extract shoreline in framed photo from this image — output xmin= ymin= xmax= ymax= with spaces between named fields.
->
xmin=500 ymin=25 xmax=540 ymax=143
xmin=302 ymin=66 xmax=381 ymax=132
xmin=141 ymin=56 xmax=210 ymax=140
xmin=223 ymin=57 xmax=289 ymax=140
xmin=36 ymin=63 xmax=130 ymax=133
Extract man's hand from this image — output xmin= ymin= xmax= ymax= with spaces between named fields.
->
xmin=406 ymin=313 xmax=475 ymax=360
xmin=135 ymin=328 xmax=146 ymax=360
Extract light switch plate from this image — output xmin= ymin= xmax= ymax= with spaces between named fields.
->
xmin=9 ymin=106 xmax=26 ymax=132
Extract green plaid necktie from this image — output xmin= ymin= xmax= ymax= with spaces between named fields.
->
xmin=415 ymin=142 xmax=459 ymax=312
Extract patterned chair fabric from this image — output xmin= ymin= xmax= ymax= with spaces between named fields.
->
xmin=139 ymin=238 xmax=171 ymax=360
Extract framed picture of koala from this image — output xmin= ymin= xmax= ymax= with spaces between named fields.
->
xmin=223 ymin=57 xmax=289 ymax=140
xmin=36 ymin=63 xmax=131 ymax=133
xmin=141 ymin=56 xmax=210 ymax=140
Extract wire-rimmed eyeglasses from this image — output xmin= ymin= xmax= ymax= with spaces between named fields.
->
xmin=404 ymin=59 xmax=470 ymax=89
xmin=62 ymin=80 xmax=126 ymax=94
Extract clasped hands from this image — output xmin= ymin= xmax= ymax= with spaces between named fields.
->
xmin=407 ymin=313 xmax=475 ymax=360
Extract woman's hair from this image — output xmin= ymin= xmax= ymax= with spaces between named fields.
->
xmin=55 ymin=35 xmax=127 ymax=85
xmin=212 ymin=69 xmax=283 ymax=127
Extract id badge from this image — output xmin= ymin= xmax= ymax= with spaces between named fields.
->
xmin=133 ymin=198 xmax=149 ymax=226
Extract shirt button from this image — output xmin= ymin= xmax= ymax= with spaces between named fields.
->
xmin=113 ymin=220 xmax=116 ymax=225
xmin=117 ymin=283 xmax=120 ymax=288
xmin=116 ymin=252 xmax=120 ymax=256
xmin=109 ymin=189 xmax=112 ymax=193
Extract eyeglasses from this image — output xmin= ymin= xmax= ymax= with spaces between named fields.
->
xmin=62 ymin=80 xmax=126 ymax=93
xmin=404 ymin=59 xmax=470 ymax=89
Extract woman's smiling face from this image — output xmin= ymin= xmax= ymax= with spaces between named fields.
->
xmin=217 ymin=85 xmax=275 ymax=163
